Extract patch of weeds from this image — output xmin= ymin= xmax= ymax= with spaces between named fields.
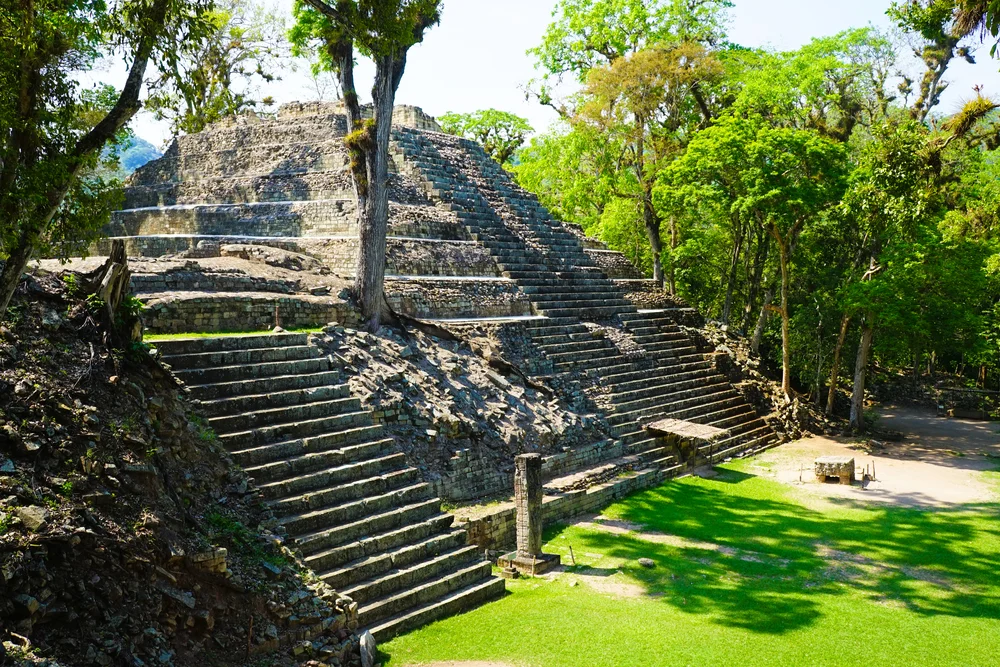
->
xmin=190 ymin=415 xmax=217 ymax=443
xmin=440 ymin=502 xmax=457 ymax=512
xmin=59 ymin=481 xmax=74 ymax=497
xmin=0 ymin=512 xmax=13 ymax=534
xmin=62 ymin=274 xmax=84 ymax=298
xmin=110 ymin=414 xmax=138 ymax=440
xmin=205 ymin=511 xmax=289 ymax=572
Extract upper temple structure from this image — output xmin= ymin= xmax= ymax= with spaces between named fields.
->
xmin=88 ymin=102 xmax=777 ymax=640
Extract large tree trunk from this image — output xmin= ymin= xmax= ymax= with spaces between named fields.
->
xmin=849 ymin=321 xmax=874 ymax=431
xmin=721 ymin=224 xmax=743 ymax=325
xmin=742 ymin=229 xmax=769 ymax=334
xmin=825 ymin=313 xmax=851 ymax=416
xmin=353 ymin=55 xmax=398 ymax=331
xmin=643 ymin=190 xmax=664 ymax=287
xmin=667 ymin=215 xmax=678 ymax=296
xmin=751 ymin=284 xmax=775 ymax=354
xmin=0 ymin=0 xmax=166 ymax=319
xmin=776 ymin=237 xmax=792 ymax=400
xmin=0 ymin=237 xmax=34 ymax=317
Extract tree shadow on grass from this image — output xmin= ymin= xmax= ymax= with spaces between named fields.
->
xmin=556 ymin=470 xmax=1000 ymax=635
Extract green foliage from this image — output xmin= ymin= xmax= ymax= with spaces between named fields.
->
xmin=439 ymin=110 xmax=533 ymax=165
xmin=146 ymin=0 xmax=286 ymax=136
xmin=383 ymin=465 xmax=1000 ymax=666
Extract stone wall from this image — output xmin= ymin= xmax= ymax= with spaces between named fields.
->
xmin=107 ymin=200 xmax=357 ymax=238
xmin=277 ymin=101 xmax=443 ymax=132
xmin=142 ymin=293 xmax=359 ymax=334
xmin=586 ymin=249 xmax=644 ymax=279
xmin=460 ymin=467 xmax=670 ymax=551
xmin=131 ymin=270 xmax=298 ymax=296
xmin=385 ymin=278 xmax=529 ymax=320
xmin=432 ymin=438 xmax=626 ymax=503
xmin=124 ymin=172 xmax=356 ymax=209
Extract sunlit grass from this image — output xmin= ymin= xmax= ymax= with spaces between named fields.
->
xmin=144 ymin=327 xmax=324 ymax=342
xmin=382 ymin=460 xmax=1000 ymax=667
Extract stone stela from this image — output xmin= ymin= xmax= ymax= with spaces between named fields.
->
xmin=499 ymin=454 xmax=560 ymax=577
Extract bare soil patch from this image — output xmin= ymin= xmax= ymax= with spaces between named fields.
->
xmin=753 ymin=406 xmax=1000 ymax=507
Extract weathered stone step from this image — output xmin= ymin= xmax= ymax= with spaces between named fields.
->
xmin=189 ymin=369 xmax=343 ymax=402
xmin=162 ymin=344 xmax=322 ymax=371
xmin=267 ymin=467 xmax=422 ymax=517
xmin=608 ymin=389 xmax=739 ymax=427
xmin=231 ymin=424 xmax=387 ymax=468
xmin=174 ymin=356 xmax=330 ymax=386
xmin=246 ymin=437 xmax=395 ymax=484
xmin=357 ymin=560 xmax=493 ymax=628
xmin=661 ymin=396 xmax=747 ymax=424
xmin=296 ymin=498 xmax=444 ymax=556
xmin=610 ymin=383 xmax=733 ymax=416
xmin=554 ymin=352 xmax=629 ymax=374
xmin=280 ymin=483 xmax=433 ymax=536
xmin=258 ymin=452 xmax=409 ymax=501
xmin=208 ymin=396 xmax=363 ymax=434
xmin=605 ymin=370 xmax=717 ymax=402
xmin=368 ymin=577 xmax=505 ymax=643
xmin=344 ymin=545 xmax=481 ymax=605
xmin=153 ymin=332 xmax=309 ymax=356
xmin=539 ymin=305 xmax=633 ymax=320
xmin=306 ymin=516 xmax=459 ymax=575
xmin=543 ymin=343 xmax=619 ymax=364
xmin=197 ymin=383 xmax=352 ymax=418
xmin=218 ymin=410 xmax=374 ymax=450
xmin=601 ymin=364 xmax=712 ymax=391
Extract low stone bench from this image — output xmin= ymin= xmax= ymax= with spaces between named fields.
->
xmin=815 ymin=456 xmax=855 ymax=485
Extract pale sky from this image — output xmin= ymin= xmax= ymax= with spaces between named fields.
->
xmin=128 ymin=0 xmax=1000 ymax=147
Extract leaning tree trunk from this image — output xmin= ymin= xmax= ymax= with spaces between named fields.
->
xmin=643 ymin=193 xmax=664 ymax=288
xmin=751 ymin=284 xmax=775 ymax=354
xmin=0 ymin=235 xmax=35 ymax=318
xmin=825 ymin=313 xmax=851 ymax=416
xmin=776 ymin=238 xmax=793 ymax=401
xmin=83 ymin=239 xmax=142 ymax=346
xmin=721 ymin=226 xmax=743 ymax=325
xmin=353 ymin=54 xmax=404 ymax=332
xmin=667 ymin=215 xmax=678 ymax=296
xmin=849 ymin=321 xmax=874 ymax=431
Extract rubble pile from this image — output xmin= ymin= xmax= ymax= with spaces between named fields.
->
xmin=314 ymin=322 xmax=612 ymax=487
xmin=697 ymin=323 xmax=846 ymax=441
xmin=0 ymin=270 xmax=360 ymax=666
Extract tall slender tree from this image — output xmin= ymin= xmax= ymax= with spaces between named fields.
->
xmin=290 ymin=0 xmax=441 ymax=331
xmin=0 ymin=0 xmax=213 ymax=319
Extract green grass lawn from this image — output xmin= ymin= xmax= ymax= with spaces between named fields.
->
xmin=382 ymin=461 xmax=1000 ymax=667
xmin=144 ymin=327 xmax=323 ymax=342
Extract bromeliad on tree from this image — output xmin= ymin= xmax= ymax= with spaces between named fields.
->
xmin=289 ymin=0 xmax=442 ymax=332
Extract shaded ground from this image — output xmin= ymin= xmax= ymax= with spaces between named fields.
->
xmin=382 ymin=460 xmax=1000 ymax=667
xmin=751 ymin=405 xmax=1000 ymax=507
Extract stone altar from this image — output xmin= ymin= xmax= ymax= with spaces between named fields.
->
xmin=815 ymin=456 xmax=855 ymax=485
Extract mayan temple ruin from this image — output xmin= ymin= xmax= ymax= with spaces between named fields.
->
xmin=90 ymin=102 xmax=778 ymax=641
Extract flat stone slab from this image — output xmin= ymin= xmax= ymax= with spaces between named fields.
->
xmin=646 ymin=418 xmax=729 ymax=443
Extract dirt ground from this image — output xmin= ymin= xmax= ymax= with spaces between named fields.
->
xmin=751 ymin=405 xmax=1000 ymax=507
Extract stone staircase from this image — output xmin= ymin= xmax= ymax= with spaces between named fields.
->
xmin=392 ymin=128 xmax=777 ymax=476
xmin=155 ymin=332 xmax=504 ymax=641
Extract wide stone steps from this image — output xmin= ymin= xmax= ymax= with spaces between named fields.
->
xmin=367 ymin=577 xmax=506 ymax=643
xmin=295 ymin=497 xmax=444 ymax=556
xmin=208 ymin=396 xmax=363 ymax=433
xmin=607 ymin=389 xmax=739 ymax=427
xmin=357 ymin=560 xmax=492 ymax=628
xmin=344 ymin=545 xmax=482 ymax=605
xmin=217 ymin=410 xmax=376 ymax=450
xmin=268 ymin=467 xmax=423 ymax=517
xmin=154 ymin=332 xmax=311 ymax=355
xmin=609 ymin=382 xmax=733 ymax=415
xmin=173 ymin=356 xmax=331 ymax=386
xmin=231 ymin=424 xmax=388 ymax=468
xmin=197 ymin=383 xmax=352 ymax=417
xmin=257 ymin=452 xmax=410 ymax=501
xmin=246 ymin=437 xmax=396 ymax=484
xmin=305 ymin=515 xmax=458 ymax=574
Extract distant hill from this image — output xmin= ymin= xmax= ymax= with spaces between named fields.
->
xmin=118 ymin=137 xmax=163 ymax=174
xmin=101 ymin=136 xmax=163 ymax=177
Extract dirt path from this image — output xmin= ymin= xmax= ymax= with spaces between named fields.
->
xmin=753 ymin=406 xmax=1000 ymax=507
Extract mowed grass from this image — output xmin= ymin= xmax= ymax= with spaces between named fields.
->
xmin=382 ymin=462 xmax=1000 ymax=667
xmin=144 ymin=327 xmax=323 ymax=342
